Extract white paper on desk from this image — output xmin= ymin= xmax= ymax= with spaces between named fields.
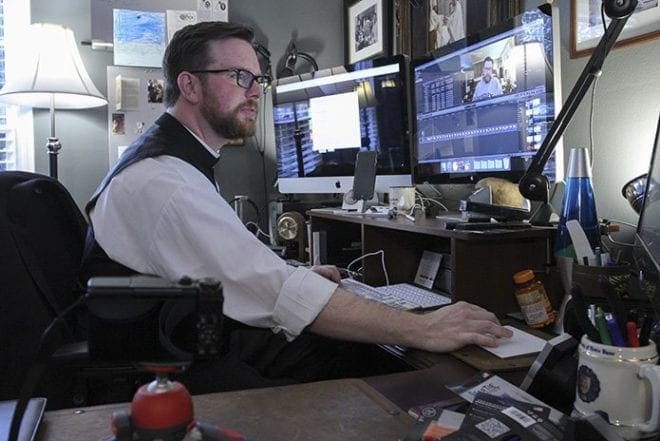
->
xmin=481 ymin=326 xmax=546 ymax=358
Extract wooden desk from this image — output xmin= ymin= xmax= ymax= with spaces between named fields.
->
xmin=37 ymin=379 xmax=414 ymax=441
xmin=308 ymin=211 xmax=554 ymax=314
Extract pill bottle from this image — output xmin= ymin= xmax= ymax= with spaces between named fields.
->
xmin=513 ymin=269 xmax=555 ymax=328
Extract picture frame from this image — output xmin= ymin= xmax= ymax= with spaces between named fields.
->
xmin=427 ymin=0 xmax=467 ymax=53
xmin=401 ymin=0 xmax=496 ymax=60
xmin=344 ymin=0 xmax=391 ymax=64
xmin=570 ymin=0 xmax=660 ymax=58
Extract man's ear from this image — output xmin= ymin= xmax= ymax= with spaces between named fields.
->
xmin=177 ymin=71 xmax=201 ymax=104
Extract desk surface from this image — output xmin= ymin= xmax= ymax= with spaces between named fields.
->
xmin=308 ymin=210 xmax=554 ymax=240
xmin=37 ymin=379 xmax=414 ymax=441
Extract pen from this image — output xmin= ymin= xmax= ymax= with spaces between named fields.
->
xmin=606 ymin=314 xmax=626 ymax=347
xmin=640 ymin=315 xmax=653 ymax=346
xmin=595 ymin=247 xmax=602 ymax=266
xmin=589 ymin=304 xmax=596 ymax=326
xmin=600 ymin=276 xmax=627 ymax=336
xmin=595 ymin=307 xmax=613 ymax=345
xmin=627 ymin=321 xmax=640 ymax=347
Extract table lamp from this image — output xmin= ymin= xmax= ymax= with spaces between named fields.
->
xmin=0 ymin=23 xmax=107 ymax=179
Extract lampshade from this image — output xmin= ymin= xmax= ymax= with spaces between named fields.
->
xmin=0 ymin=23 xmax=107 ymax=109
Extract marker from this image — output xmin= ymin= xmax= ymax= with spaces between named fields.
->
xmin=627 ymin=321 xmax=640 ymax=347
xmin=595 ymin=247 xmax=602 ymax=266
xmin=595 ymin=307 xmax=612 ymax=345
xmin=606 ymin=314 xmax=626 ymax=347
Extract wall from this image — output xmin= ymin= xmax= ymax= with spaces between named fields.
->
xmin=30 ymin=0 xmax=343 ymax=224
xmin=524 ymin=0 xmax=660 ymax=233
xmin=31 ymin=0 xmax=660 ymax=232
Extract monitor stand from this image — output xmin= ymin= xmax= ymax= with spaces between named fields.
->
xmin=341 ymin=190 xmax=379 ymax=212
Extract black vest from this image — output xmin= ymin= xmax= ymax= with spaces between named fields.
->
xmin=81 ymin=113 xmax=220 ymax=281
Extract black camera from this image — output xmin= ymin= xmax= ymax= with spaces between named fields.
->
xmin=85 ymin=275 xmax=224 ymax=364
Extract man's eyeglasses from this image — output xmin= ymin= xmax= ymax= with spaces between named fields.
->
xmin=189 ymin=68 xmax=272 ymax=91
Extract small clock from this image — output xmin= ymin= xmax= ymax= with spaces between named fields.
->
xmin=276 ymin=211 xmax=307 ymax=262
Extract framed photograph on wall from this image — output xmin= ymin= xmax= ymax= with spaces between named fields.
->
xmin=428 ymin=0 xmax=467 ymax=52
xmin=570 ymin=0 xmax=660 ymax=58
xmin=344 ymin=0 xmax=391 ymax=64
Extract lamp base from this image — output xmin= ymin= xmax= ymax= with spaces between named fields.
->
xmin=46 ymin=137 xmax=61 ymax=179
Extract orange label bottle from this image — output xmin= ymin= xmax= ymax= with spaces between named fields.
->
xmin=513 ymin=269 xmax=555 ymax=328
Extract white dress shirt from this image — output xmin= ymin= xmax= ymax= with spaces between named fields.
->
xmin=90 ymin=155 xmax=337 ymax=340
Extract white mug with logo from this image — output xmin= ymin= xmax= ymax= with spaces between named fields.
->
xmin=575 ymin=335 xmax=660 ymax=440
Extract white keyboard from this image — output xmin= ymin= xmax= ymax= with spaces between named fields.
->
xmin=339 ymin=278 xmax=451 ymax=310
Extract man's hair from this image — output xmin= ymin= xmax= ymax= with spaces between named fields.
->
xmin=162 ymin=21 xmax=255 ymax=107
xmin=483 ymin=56 xmax=494 ymax=66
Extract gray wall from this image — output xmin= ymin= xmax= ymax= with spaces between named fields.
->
xmin=31 ymin=0 xmax=660 ymax=233
xmin=525 ymin=0 xmax=660 ymax=233
xmin=31 ymin=0 xmax=343 ymax=224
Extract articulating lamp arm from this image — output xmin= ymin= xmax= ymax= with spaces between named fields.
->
xmin=518 ymin=0 xmax=638 ymax=203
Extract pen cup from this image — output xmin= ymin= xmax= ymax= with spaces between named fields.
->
xmin=575 ymin=335 xmax=660 ymax=440
xmin=571 ymin=261 xmax=631 ymax=299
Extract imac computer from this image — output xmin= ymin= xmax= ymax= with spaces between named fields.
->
xmin=272 ymin=54 xmax=412 ymax=195
xmin=411 ymin=5 xmax=562 ymax=185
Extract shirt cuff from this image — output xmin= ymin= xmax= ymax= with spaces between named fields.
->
xmin=273 ymin=266 xmax=337 ymax=340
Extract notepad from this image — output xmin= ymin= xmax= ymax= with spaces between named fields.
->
xmin=480 ymin=326 xmax=547 ymax=358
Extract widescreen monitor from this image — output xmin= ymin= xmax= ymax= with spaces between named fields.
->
xmin=272 ymin=54 xmax=412 ymax=194
xmin=412 ymin=6 xmax=562 ymax=185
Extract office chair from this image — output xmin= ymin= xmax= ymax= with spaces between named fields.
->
xmin=0 ymin=171 xmax=144 ymax=409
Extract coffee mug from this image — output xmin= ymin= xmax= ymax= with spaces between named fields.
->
xmin=575 ymin=335 xmax=660 ymax=440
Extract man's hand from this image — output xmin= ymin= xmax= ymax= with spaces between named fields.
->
xmin=410 ymin=301 xmax=513 ymax=353
xmin=310 ymin=265 xmax=341 ymax=283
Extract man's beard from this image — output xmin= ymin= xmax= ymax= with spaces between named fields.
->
xmin=201 ymin=98 xmax=258 ymax=140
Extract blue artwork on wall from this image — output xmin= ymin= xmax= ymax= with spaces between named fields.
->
xmin=113 ymin=9 xmax=166 ymax=68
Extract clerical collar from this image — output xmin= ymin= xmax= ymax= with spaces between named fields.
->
xmin=172 ymin=115 xmax=222 ymax=158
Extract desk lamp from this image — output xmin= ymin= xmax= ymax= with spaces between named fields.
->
xmin=518 ymin=0 xmax=639 ymax=204
xmin=0 ymin=23 xmax=107 ymax=179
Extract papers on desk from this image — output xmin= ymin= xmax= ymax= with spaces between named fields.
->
xmin=480 ymin=326 xmax=546 ymax=359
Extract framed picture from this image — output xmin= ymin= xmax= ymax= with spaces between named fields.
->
xmin=400 ymin=0 xmax=499 ymax=60
xmin=428 ymin=0 xmax=467 ymax=52
xmin=570 ymin=0 xmax=660 ymax=58
xmin=344 ymin=0 xmax=391 ymax=64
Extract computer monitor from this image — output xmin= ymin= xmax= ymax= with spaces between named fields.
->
xmin=272 ymin=54 xmax=412 ymax=195
xmin=411 ymin=6 xmax=562 ymax=185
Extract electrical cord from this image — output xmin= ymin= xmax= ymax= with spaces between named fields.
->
xmin=346 ymin=250 xmax=390 ymax=286
xmin=419 ymin=196 xmax=449 ymax=212
xmin=229 ymin=196 xmax=262 ymax=225
xmin=245 ymin=221 xmax=271 ymax=240
xmin=258 ymin=84 xmax=270 ymax=229
xmin=589 ymin=74 xmax=600 ymax=163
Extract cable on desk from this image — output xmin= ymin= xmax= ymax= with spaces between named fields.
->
xmin=346 ymin=250 xmax=390 ymax=286
xmin=245 ymin=221 xmax=270 ymax=240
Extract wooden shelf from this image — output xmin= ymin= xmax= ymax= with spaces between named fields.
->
xmin=308 ymin=211 xmax=554 ymax=314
